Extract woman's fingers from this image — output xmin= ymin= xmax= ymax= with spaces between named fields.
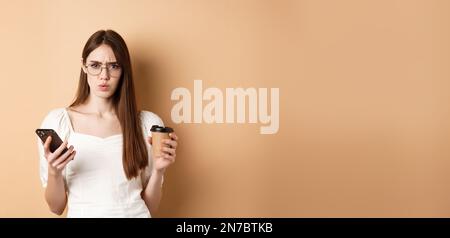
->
xmin=43 ymin=136 xmax=52 ymax=155
xmin=161 ymin=150 xmax=176 ymax=161
xmin=152 ymin=133 xmax=178 ymax=171
xmin=53 ymin=140 xmax=69 ymax=158
xmin=155 ymin=152 xmax=175 ymax=162
xmin=169 ymin=133 xmax=178 ymax=141
xmin=161 ymin=146 xmax=176 ymax=156
xmin=56 ymin=151 xmax=76 ymax=170
xmin=52 ymin=145 xmax=74 ymax=167
xmin=163 ymin=139 xmax=177 ymax=149
xmin=162 ymin=153 xmax=176 ymax=163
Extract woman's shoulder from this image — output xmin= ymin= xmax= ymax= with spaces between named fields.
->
xmin=39 ymin=108 xmax=71 ymax=136
xmin=140 ymin=110 xmax=164 ymax=138
xmin=139 ymin=110 xmax=164 ymax=127
xmin=41 ymin=108 xmax=67 ymax=123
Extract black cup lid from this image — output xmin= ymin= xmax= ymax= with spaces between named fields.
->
xmin=150 ymin=125 xmax=174 ymax=133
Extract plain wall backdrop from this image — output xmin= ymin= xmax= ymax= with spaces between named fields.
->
xmin=0 ymin=0 xmax=449 ymax=217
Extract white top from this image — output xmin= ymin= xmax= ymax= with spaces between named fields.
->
xmin=37 ymin=108 xmax=164 ymax=218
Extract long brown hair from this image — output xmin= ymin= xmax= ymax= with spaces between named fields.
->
xmin=70 ymin=29 xmax=148 ymax=180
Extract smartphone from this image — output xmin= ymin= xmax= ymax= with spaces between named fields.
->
xmin=35 ymin=129 xmax=68 ymax=154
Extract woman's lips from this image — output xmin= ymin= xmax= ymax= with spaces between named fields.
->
xmin=98 ymin=85 xmax=109 ymax=91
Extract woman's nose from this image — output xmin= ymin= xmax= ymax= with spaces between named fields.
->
xmin=99 ymin=67 xmax=109 ymax=80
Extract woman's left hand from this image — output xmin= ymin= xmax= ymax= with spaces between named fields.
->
xmin=148 ymin=132 xmax=178 ymax=174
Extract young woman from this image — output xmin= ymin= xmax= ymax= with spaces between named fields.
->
xmin=37 ymin=30 xmax=179 ymax=218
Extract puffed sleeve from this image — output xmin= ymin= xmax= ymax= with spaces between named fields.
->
xmin=37 ymin=108 xmax=70 ymax=188
xmin=140 ymin=111 xmax=165 ymax=188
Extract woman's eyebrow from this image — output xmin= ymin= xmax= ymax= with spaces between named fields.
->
xmin=87 ymin=60 xmax=118 ymax=64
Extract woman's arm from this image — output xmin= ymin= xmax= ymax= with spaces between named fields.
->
xmin=142 ymin=169 xmax=164 ymax=216
xmin=45 ymin=173 xmax=68 ymax=215
xmin=42 ymin=137 xmax=76 ymax=215
xmin=143 ymin=132 xmax=178 ymax=216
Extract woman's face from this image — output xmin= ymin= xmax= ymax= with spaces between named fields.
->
xmin=82 ymin=44 xmax=122 ymax=99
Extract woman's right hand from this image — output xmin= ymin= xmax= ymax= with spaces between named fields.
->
xmin=43 ymin=136 xmax=76 ymax=176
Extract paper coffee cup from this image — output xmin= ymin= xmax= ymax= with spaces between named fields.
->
xmin=150 ymin=125 xmax=174 ymax=157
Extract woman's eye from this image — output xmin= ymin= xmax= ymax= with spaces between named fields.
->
xmin=90 ymin=64 xmax=100 ymax=69
xmin=111 ymin=64 xmax=121 ymax=69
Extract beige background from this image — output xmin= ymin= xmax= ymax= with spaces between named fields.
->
xmin=0 ymin=0 xmax=449 ymax=217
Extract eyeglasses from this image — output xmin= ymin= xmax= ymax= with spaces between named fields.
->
xmin=84 ymin=62 xmax=122 ymax=77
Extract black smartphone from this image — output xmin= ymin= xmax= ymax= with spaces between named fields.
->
xmin=35 ymin=129 xmax=68 ymax=154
